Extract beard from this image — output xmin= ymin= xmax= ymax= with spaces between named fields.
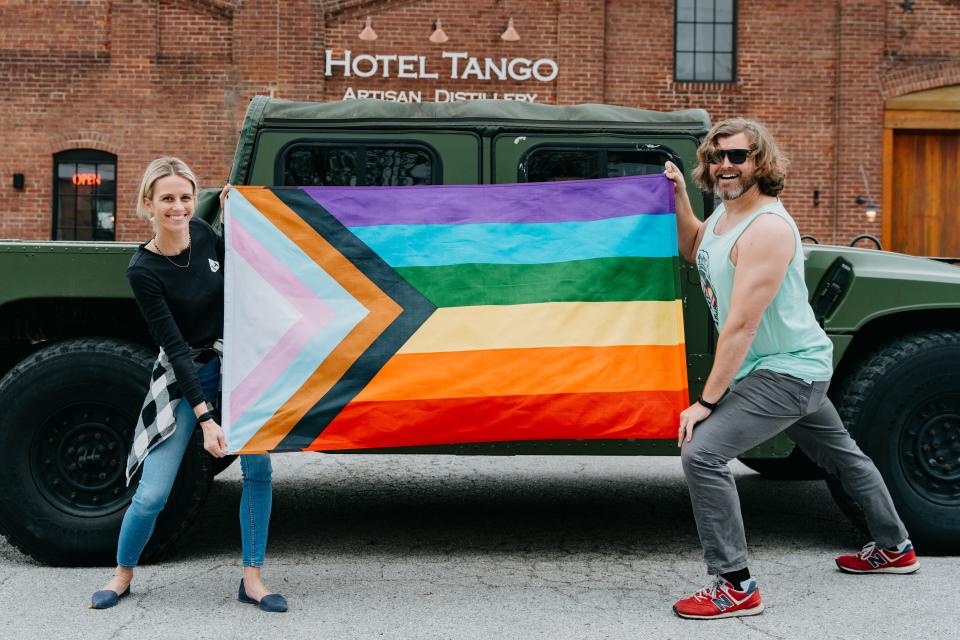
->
xmin=714 ymin=174 xmax=758 ymax=201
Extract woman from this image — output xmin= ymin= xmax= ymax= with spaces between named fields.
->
xmin=90 ymin=157 xmax=287 ymax=612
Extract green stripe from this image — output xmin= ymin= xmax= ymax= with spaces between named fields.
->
xmin=394 ymin=257 xmax=680 ymax=307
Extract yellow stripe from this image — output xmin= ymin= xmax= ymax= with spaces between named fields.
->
xmin=398 ymin=300 xmax=685 ymax=354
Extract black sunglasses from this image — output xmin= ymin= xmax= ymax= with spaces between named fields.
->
xmin=707 ymin=148 xmax=752 ymax=165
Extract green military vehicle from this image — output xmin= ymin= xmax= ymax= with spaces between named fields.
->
xmin=1 ymin=97 xmax=958 ymax=565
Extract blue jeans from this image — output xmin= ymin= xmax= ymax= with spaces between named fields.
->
xmin=117 ymin=358 xmax=274 ymax=568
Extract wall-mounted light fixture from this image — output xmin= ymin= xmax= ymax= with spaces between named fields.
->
xmin=13 ymin=173 xmax=25 ymax=190
xmin=856 ymin=164 xmax=879 ymax=222
xmin=429 ymin=19 xmax=449 ymax=44
xmin=855 ymin=195 xmax=879 ymax=222
xmin=358 ymin=16 xmax=377 ymax=41
xmin=501 ymin=17 xmax=520 ymax=42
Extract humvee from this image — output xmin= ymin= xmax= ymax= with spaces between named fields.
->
xmin=1 ymin=97 xmax=957 ymax=565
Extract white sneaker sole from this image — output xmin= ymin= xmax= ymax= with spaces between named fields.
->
xmin=673 ymin=602 xmax=764 ymax=620
xmin=836 ymin=561 xmax=920 ymax=574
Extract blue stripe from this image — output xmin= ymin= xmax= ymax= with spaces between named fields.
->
xmin=348 ymin=213 xmax=678 ymax=267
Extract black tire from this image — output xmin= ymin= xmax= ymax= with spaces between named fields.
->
xmin=831 ymin=330 xmax=960 ymax=553
xmin=738 ymin=446 xmax=825 ymax=480
xmin=0 ymin=338 xmax=214 ymax=566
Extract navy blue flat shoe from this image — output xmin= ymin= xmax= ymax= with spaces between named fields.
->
xmin=90 ymin=584 xmax=130 ymax=609
xmin=238 ymin=579 xmax=288 ymax=613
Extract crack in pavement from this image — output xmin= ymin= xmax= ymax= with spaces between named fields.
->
xmin=139 ymin=563 xmax=230 ymax=595
xmin=111 ymin=587 xmax=149 ymax=639
xmin=0 ymin=570 xmax=19 ymax=592
xmin=737 ymin=616 xmax=787 ymax=640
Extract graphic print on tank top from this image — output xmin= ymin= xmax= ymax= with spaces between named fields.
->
xmin=696 ymin=248 xmax=720 ymax=328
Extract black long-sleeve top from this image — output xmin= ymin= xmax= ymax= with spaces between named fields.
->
xmin=127 ymin=218 xmax=224 ymax=408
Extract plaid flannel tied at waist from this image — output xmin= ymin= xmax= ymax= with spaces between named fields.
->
xmin=125 ymin=339 xmax=223 ymax=484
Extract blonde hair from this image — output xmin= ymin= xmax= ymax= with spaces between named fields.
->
xmin=135 ymin=157 xmax=199 ymax=221
xmin=692 ymin=118 xmax=789 ymax=197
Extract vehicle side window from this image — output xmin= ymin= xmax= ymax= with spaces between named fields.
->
xmin=521 ymin=147 xmax=672 ymax=182
xmin=281 ymin=144 xmax=437 ymax=186
xmin=283 ymin=146 xmax=358 ymax=186
xmin=524 ymin=150 xmax=601 ymax=182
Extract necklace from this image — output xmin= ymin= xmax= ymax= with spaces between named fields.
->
xmin=152 ymin=232 xmax=192 ymax=268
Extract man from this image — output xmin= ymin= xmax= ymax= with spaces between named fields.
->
xmin=662 ymin=118 xmax=917 ymax=620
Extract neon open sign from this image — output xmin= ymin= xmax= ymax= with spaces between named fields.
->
xmin=72 ymin=173 xmax=101 ymax=186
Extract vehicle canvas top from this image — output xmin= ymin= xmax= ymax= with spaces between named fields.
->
xmin=228 ymin=96 xmax=712 ymax=184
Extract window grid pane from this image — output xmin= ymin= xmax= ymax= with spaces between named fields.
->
xmin=675 ymin=0 xmax=736 ymax=82
xmin=715 ymin=24 xmax=733 ymax=52
xmin=696 ymin=0 xmax=715 ymax=22
xmin=716 ymin=0 xmax=734 ymax=21
xmin=677 ymin=23 xmax=694 ymax=51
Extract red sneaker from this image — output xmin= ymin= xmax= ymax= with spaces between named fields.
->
xmin=835 ymin=541 xmax=920 ymax=574
xmin=673 ymin=576 xmax=763 ymax=620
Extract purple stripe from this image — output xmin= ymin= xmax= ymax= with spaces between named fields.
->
xmin=300 ymin=174 xmax=674 ymax=227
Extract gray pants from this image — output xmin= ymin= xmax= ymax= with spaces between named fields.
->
xmin=680 ymin=368 xmax=909 ymax=575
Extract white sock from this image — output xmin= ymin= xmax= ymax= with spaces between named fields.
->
xmin=738 ymin=577 xmax=757 ymax=591
xmin=889 ymin=539 xmax=911 ymax=552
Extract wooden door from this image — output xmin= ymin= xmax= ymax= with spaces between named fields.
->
xmin=890 ymin=130 xmax=960 ymax=256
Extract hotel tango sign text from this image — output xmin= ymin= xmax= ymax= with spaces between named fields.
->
xmin=326 ymin=50 xmax=559 ymax=103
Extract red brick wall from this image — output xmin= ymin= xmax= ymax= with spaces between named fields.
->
xmin=835 ymin=1 xmax=886 ymax=245
xmin=0 ymin=0 xmax=958 ymax=246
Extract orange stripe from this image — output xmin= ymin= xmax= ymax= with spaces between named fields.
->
xmin=352 ymin=344 xmax=688 ymax=402
xmin=308 ymin=390 xmax=689 ymax=451
xmin=236 ymin=188 xmax=402 ymax=451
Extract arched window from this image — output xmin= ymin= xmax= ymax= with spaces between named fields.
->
xmin=53 ymin=149 xmax=117 ymax=240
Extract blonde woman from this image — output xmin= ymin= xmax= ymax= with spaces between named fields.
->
xmin=90 ymin=158 xmax=286 ymax=612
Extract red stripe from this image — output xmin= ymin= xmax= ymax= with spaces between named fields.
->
xmin=305 ymin=390 xmax=688 ymax=451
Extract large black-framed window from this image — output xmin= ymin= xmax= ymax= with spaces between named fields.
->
xmin=53 ymin=149 xmax=117 ymax=241
xmin=518 ymin=145 xmax=680 ymax=183
xmin=675 ymin=0 xmax=736 ymax=82
xmin=279 ymin=143 xmax=439 ymax=186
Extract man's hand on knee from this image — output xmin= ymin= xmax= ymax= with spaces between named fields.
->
xmin=678 ymin=402 xmax=713 ymax=446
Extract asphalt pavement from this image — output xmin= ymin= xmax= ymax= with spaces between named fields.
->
xmin=1 ymin=454 xmax=956 ymax=639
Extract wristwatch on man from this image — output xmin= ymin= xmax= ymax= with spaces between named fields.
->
xmin=696 ymin=394 xmax=720 ymax=411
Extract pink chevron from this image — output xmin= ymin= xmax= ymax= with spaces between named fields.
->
xmin=229 ymin=217 xmax=337 ymax=422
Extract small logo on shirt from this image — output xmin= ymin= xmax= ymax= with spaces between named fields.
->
xmin=208 ymin=259 xmax=220 ymax=273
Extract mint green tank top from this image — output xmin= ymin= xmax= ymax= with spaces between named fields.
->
xmin=695 ymin=199 xmax=834 ymax=382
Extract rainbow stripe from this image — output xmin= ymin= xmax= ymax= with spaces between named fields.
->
xmin=222 ymin=175 xmax=687 ymax=454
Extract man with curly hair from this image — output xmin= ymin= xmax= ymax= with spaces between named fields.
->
xmin=662 ymin=119 xmax=917 ymax=620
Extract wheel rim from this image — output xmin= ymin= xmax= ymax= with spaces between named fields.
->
xmin=31 ymin=401 xmax=138 ymax=517
xmin=901 ymin=398 xmax=960 ymax=506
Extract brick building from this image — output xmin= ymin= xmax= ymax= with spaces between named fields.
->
xmin=1 ymin=0 xmax=958 ymax=255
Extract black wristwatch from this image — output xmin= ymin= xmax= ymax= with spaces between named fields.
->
xmin=197 ymin=411 xmax=216 ymax=424
xmin=696 ymin=395 xmax=719 ymax=411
